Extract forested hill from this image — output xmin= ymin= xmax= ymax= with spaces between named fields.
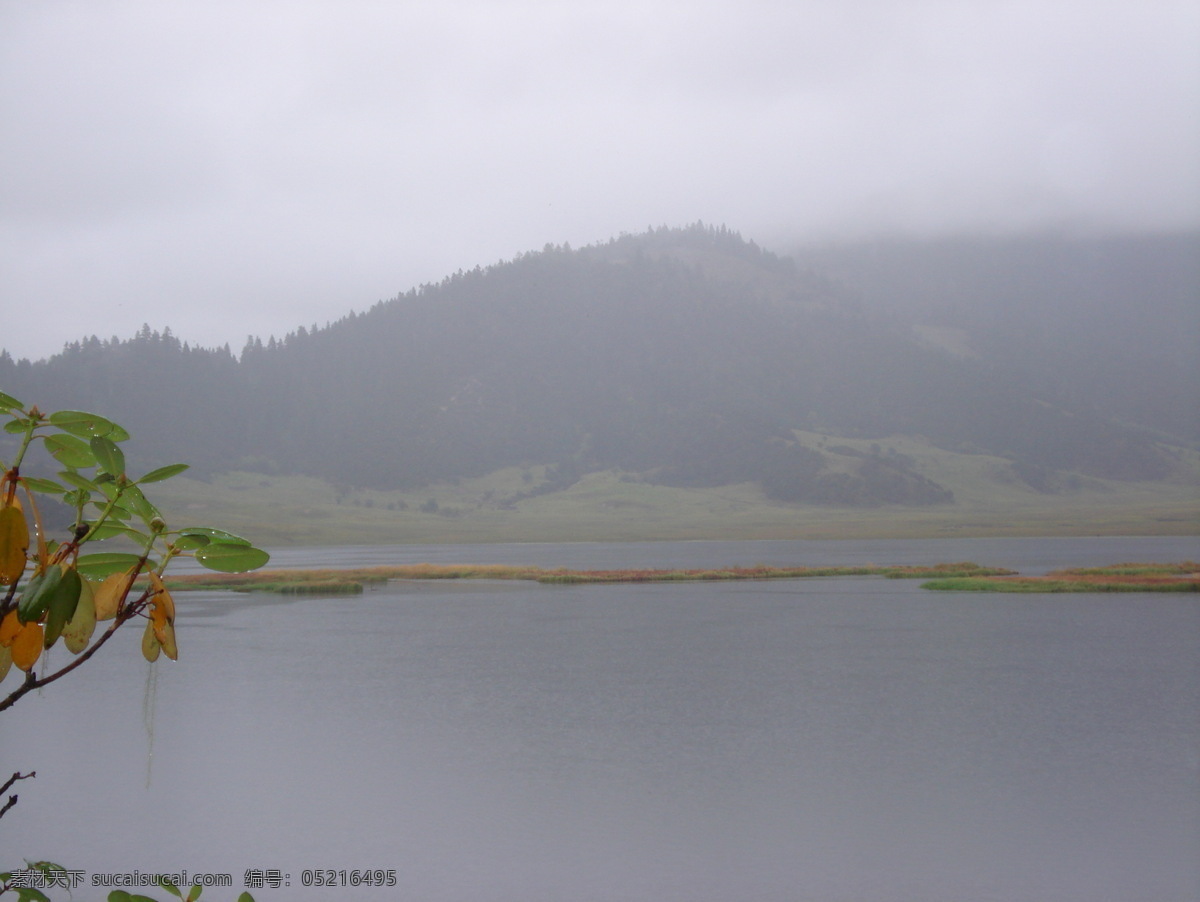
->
xmin=2 ymin=224 xmax=1195 ymax=507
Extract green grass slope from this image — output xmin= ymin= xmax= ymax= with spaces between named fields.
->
xmin=150 ymin=434 xmax=1199 ymax=546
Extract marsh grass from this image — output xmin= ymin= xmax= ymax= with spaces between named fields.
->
xmin=166 ymin=562 xmax=1015 ymax=593
xmin=923 ymin=577 xmax=1200 ymax=593
xmin=923 ymin=562 xmax=1200 ymax=592
xmin=1052 ymin=562 xmax=1199 ymax=576
xmin=277 ymin=581 xmax=366 ymax=595
xmin=165 ymin=559 xmax=1199 ymax=596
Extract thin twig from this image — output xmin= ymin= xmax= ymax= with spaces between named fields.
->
xmin=0 ymin=770 xmax=35 ymax=822
xmin=0 ymin=770 xmax=35 ymax=796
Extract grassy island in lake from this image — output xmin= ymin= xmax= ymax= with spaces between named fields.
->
xmin=164 ymin=562 xmax=1199 ymax=595
xmin=167 ymin=562 xmax=1016 ymax=594
xmin=921 ymin=562 xmax=1200 ymax=592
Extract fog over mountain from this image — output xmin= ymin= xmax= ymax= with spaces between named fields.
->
xmin=2 ymin=1 xmax=1197 ymax=362
xmin=3 ymin=225 xmax=1195 ymax=508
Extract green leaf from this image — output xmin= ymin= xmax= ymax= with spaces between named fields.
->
xmin=0 ymin=390 xmax=24 ymax=410
xmin=43 ymin=433 xmax=97 ymax=468
xmin=60 ymin=470 xmax=101 ymax=492
xmin=76 ymin=552 xmax=149 ymax=579
xmin=17 ymin=565 xmax=62 ymax=623
xmin=108 ymin=892 xmax=134 ymax=902
xmin=86 ymin=521 xmax=151 ymax=542
xmin=63 ymin=489 xmax=90 ymax=508
xmin=19 ymin=475 xmax=65 ymax=495
xmin=194 ymin=543 xmax=270 ymax=573
xmin=155 ymin=876 xmax=183 ymax=897
xmin=90 ymin=435 xmax=126 ymax=476
xmin=238 ymin=894 xmax=256 ymax=902
xmin=28 ymin=860 xmax=69 ymax=873
xmin=129 ymin=895 xmax=160 ymax=902
xmin=178 ymin=527 xmax=251 ymax=546
xmin=186 ymin=884 xmax=204 ymax=901
xmin=138 ymin=463 xmax=189 ymax=484
xmin=121 ymin=483 xmax=161 ymax=525
xmin=4 ymin=417 xmax=32 ymax=434
xmin=172 ymin=534 xmax=210 ymax=550
xmin=48 ymin=409 xmax=129 ymax=440
xmin=43 ymin=566 xmax=82 ymax=647
xmin=92 ymin=498 xmax=135 ymax=521
xmin=11 ymin=861 xmax=66 ymax=902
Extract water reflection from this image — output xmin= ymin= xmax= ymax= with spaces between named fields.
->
xmin=3 ymin=538 xmax=1198 ymax=901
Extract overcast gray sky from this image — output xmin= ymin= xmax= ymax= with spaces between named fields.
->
xmin=2 ymin=0 xmax=1198 ymax=361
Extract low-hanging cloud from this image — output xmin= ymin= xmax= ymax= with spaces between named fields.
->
xmin=2 ymin=0 xmax=1197 ymax=360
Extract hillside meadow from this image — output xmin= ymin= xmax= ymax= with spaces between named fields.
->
xmin=150 ymin=433 xmax=1199 ymax=546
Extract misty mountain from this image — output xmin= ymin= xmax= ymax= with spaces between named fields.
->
xmin=789 ymin=231 xmax=1200 ymax=447
xmin=2 ymin=224 xmax=1195 ymax=507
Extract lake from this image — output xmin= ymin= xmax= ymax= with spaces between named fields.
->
xmin=3 ymin=537 xmax=1198 ymax=901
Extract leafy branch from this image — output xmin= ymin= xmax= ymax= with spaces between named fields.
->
xmin=0 ymin=391 xmax=268 ymax=901
xmin=1 ymin=392 xmax=269 ymax=711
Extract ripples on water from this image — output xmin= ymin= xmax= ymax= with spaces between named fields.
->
xmin=4 ymin=538 xmax=1198 ymax=901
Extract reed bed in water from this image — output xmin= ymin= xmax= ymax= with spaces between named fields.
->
xmin=166 ymin=562 xmax=1016 ymax=593
xmin=1050 ymin=561 xmax=1199 ymax=577
xmin=923 ymin=562 xmax=1200 ymax=592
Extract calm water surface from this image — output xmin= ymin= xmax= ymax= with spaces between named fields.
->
xmin=185 ymin=534 xmax=1200 ymax=577
xmin=3 ymin=538 xmax=1198 ymax=901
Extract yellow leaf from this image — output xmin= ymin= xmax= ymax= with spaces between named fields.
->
xmin=149 ymin=572 xmax=175 ymax=623
xmin=149 ymin=597 xmax=178 ymax=659
xmin=150 ymin=602 xmax=168 ymax=643
xmin=0 ymin=503 xmax=29 ymax=585
xmin=141 ymin=618 xmax=161 ymax=662
xmin=93 ymin=569 xmax=134 ymax=621
xmin=62 ymin=576 xmax=97 ymax=654
xmin=11 ymin=620 xmax=43 ymax=671
xmin=0 ymin=609 xmax=20 ymax=648
xmin=21 ymin=485 xmax=48 ymax=566
xmin=147 ymin=572 xmax=178 ymax=658
xmin=0 ymin=643 xmax=11 ymax=683
xmin=158 ymin=619 xmax=178 ymax=661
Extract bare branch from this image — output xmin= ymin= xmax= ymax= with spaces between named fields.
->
xmin=0 ymin=770 xmax=35 ymax=822
xmin=0 ymin=770 xmax=35 ymax=797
